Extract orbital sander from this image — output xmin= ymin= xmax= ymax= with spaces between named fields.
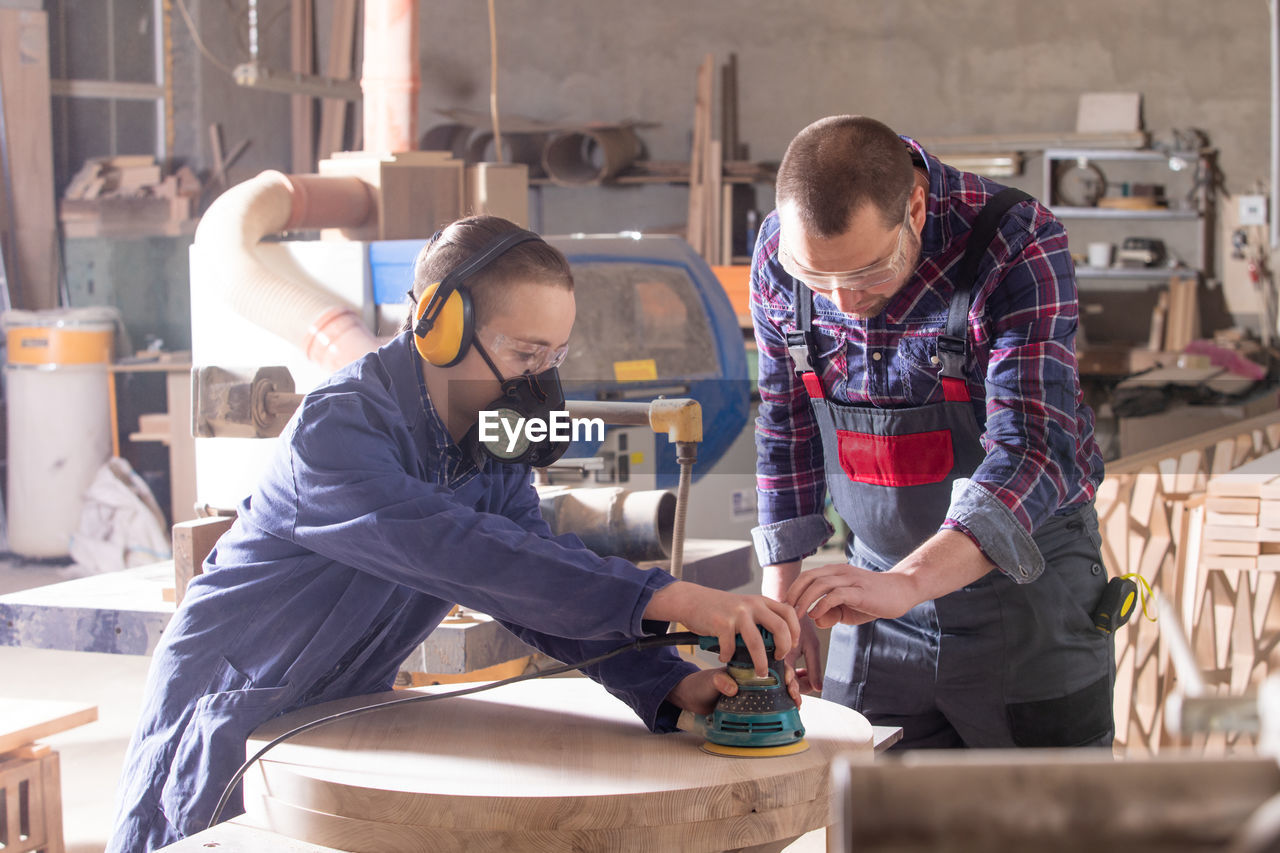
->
xmin=662 ymin=628 xmax=809 ymax=757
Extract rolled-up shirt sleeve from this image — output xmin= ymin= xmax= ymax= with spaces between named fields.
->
xmin=749 ymin=215 xmax=834 ymax=566
xmin=941 ymin=210 xmax=1102 ymax=583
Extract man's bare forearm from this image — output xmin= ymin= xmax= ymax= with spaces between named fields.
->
xmin=893 ymin=529 xmax=995 ymax=601
xmin=762 ymin=561 xmax=802 ymax=601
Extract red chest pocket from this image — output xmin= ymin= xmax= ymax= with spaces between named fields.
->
xmin=834 ymin=429 xmax=955 ymax=487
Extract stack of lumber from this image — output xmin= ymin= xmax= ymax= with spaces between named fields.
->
xmin=685 ymin=53 xmax=752 ymax=266
xmin=1202 ymin=448 xmax=1280 ymax=571
xmin=1144 ymin=274 xmax=1201 ymax=354
xmin=59 ymin=156 xmax=201 ymax=238
xmin=685 ymin=54 xmax=721 ymax=264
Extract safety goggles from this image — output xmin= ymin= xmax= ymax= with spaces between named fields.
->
xmin=778 ymin=205 xmax=913 ymax=292
xmin=481 ymin=331 xmax=569 ymax=376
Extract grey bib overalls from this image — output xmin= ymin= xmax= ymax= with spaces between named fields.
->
xmin=786 ymin=189 xmax=1115 ymax=749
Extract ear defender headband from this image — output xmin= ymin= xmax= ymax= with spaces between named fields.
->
xmin=412 ymin=229 xmax=546 ymax=367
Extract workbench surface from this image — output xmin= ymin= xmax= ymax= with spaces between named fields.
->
xmin=0 ymin=540 xmax=751 ymax=660
xmin=242 ymin=676 xmax=873 ymax=852
xmin=0 ymin=562 xmax=531 ymax=671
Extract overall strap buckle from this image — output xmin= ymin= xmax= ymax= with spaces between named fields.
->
xmin=936 ymin=334 xmax=967 ymax=380
xmin=787 ymin=335 xmax=825 ymax=399
xmin=936 ymin=334 xmax=970 ymax=402
xmin=935 ymin=187 xmax=1032 ymax=404
xmin=787 ymin=336 xmax=815 ymax=375
xmin=787 ymin=280 xmax=825 ymax=397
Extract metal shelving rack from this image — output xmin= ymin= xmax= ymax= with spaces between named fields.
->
xmin=1043 ymin=147 xmax=1217 ymax=289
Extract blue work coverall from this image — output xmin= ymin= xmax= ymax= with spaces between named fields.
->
xmin=106 ymin=331 xmax=697 ymax=851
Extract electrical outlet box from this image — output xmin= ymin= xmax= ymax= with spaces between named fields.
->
xmin=1239 ymin=194 xmax=1269 ymax=226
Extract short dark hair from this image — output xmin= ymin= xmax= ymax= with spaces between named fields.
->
xmin=775 ymin=116 xmax=915 ymax=237
xmin=403 ymin=215 xmax=573 ymax=332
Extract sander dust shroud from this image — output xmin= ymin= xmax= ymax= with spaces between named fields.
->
xmin=208 ymin=627 xmax=808 ymax=827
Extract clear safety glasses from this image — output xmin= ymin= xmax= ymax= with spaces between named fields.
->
xmin=778 ymin=205 xmax=913 ymax=292
xmin=483 ymin=331 xmax=569 ymax=376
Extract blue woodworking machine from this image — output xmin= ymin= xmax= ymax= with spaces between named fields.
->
xmin=368 ymin=233 xmax=752 ymax=489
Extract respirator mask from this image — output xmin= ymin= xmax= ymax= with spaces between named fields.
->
xmin=460 ymin=340 xmax=570 ymax=469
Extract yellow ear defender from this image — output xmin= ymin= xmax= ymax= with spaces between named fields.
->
xmin=413 ymin=282 xmax=474 ymax=367
xmin=412 ymin=229 xmax=546 ymax=367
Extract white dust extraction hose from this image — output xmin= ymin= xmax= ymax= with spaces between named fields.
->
xmin=193 ymin=170 xmax=381 ymax=371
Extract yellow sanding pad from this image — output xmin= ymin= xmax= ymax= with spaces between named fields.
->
xmin=699 ymin=739 xmax=810 ymax=758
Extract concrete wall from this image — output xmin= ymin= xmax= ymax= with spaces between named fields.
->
xmin=178 ymin=1 xmax=1269 ymax=210
xmin=407 ymin=2 xmax=1263 ymax=163
xmin=167 ymin=1 xmax=1271 ymax=325
xmin=418 ymin=0 xmax=1271 ymax=330
xmin=411 ymin=1 xmax=1268 ymax=199
xmin=63 ymin=236 xmax=192 ymax=352
xmin=169 ymin=0 xmax=295 ymax=187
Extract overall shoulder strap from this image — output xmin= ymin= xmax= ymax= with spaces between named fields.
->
xmin=937 ymin=187 xmax=1033 ymax=398
xmin=785 ymin=280 xmax=825 ymax=398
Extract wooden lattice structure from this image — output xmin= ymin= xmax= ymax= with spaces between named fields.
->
xmin=1099 ymin=410 xmax=1280 ymax=755
xmin=1180 ymin=446 xmax=1280 ymax=754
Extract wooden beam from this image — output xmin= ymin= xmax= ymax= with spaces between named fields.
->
xmin=1164 ymin=275 xmax=1200 ymax=353
xmin=172 ymin=515 xmax=235 ymax=606
xmin=920 ymin=130 xmax=1149 ymax=155
xmin=720 ymin=181 xmax=734 ymax=267
xmin=317 ymin=0 xmax=357 ymax=160
xmin=0 ymin=9 xmax=57 ymax=309
xmin=707 ymin=138 xmax=723 ymax=265
xmin=0 ymin=699 xmax=97 ymax=755
xmin=208 ymin=123 xmax=227 ymax=189
xmin=832 ymin=752 xmax=1280 ymax=851
xmin=685 ymin=55 xmax=713 ymax=257
xmin=1148 ymin=290 xmax=1168 ymax=352
xmin=720 ymin=53 xmax=739 ymax=161
xmin=290 ymin=0 xmax=315 ymax=173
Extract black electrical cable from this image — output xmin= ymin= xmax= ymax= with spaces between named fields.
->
xmin=207 ymin=631 xmax=703 ymax=829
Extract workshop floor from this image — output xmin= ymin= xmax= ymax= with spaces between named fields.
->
xmin=1 ymin=554 xmax=149 ymax=853
xmin=0 ymin=554 xmax=831 ymax=853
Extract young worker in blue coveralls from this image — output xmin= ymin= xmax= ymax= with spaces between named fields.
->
xmin=107 ymin=215 xmax=801 ymax=851
xmin=751 ymin=115 xmax=1114 ymax=749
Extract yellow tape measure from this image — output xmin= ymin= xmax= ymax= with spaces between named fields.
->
xmin=1091 ymin=572 xmax=1156 ymax=634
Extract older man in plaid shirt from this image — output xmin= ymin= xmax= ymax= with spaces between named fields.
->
xmin=750 ymin=115 xmax=1114 ymax=749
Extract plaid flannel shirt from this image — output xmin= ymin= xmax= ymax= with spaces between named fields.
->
xmin=750 ymin=138 xmax=1105 ymax=583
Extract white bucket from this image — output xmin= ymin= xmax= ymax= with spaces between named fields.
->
xmin=4 ymin=308 xmax=117 ymax=558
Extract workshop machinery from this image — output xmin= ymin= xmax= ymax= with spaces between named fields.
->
xmin=189 ymin=229 xmax=757 ymax=560
xmin=190 ymin=227 xmax=757 ymax=549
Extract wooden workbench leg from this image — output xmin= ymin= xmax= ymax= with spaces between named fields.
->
xmin=43 ymin=751 xmax=64 ymax=853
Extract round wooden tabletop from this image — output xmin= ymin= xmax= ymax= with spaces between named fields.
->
xmin=243 ymin=676 xmax=873 ymax=852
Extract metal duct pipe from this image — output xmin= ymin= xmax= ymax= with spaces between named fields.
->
xmin=193 ymin=170 xmax=380 ymax=371
xmin=466 ymin=130 xmax=549 ymax=176
xmin=362 ymin=0 xmax=420 ymax=153
xmin=541 ymin=126 xmax=642 ymax=186
xmin=538 ymin=487 xmax=675 ymax=562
